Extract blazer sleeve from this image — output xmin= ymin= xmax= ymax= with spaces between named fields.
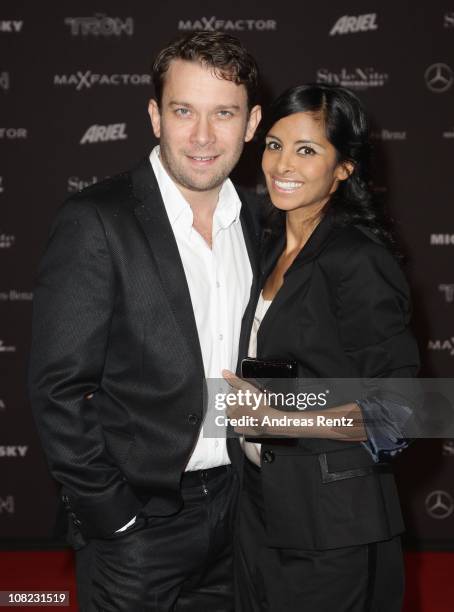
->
xmin=28 ymin=200 xmax=142 ymax=538
xmin=335 ymin=240 xmax=421 ymax=461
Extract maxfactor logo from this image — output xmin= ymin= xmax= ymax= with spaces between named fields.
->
xmin=54 ymin=71 xmax=150 ymax=90
xmin=427 ymin=338 xmax=454 ymax=356
xmin=178 ymin=16 xmax=276 ymax=31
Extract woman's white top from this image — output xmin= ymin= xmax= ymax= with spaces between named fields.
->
xmin=242 ymin=292 xmax=272 ymax=467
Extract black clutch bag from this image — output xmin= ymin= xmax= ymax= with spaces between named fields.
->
xmin=240 ymin=358 xmax=299 ymax=421
xmin=241 ymin=357 xmax=298 ymax=380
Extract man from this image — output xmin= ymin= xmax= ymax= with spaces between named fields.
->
xmin=28 ymin=32 xmax=261 ymax=611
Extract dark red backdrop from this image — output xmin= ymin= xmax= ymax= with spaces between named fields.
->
xmin=1 ymin=0 xmax=453 ymax=546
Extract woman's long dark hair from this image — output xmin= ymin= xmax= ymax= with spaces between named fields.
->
xmin=260 ymin=84 xmax=396 ymax=250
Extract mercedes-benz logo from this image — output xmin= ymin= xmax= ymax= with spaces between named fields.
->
xmin=425 ymin=63 xmax=453 ymax=93
xmin=443 ymin=440 xmax=454 ymax=456
xmin=425 ymin=490 xmax=454 ymax=519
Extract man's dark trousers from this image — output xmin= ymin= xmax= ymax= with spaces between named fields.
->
xmin=76 ymin=466 xmax=239 ymax=611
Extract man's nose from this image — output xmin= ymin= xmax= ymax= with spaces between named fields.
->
xmin=190 ymin=116 xmax=215 ymax=147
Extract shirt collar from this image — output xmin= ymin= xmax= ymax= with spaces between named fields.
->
xmin=149 ymin=146 xmax=242 ymax=237
xmin=149 ymin=146 xmax=191 ymax=228
xmin=215 ymin=179 xmax=242 ymax=231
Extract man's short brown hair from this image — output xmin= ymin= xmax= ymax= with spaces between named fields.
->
xmin=152 ymin=32 xmax=260 ymax=110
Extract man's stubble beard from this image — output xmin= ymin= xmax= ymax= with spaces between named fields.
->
xmin=158 ymin=136 xmax=245 ymax=193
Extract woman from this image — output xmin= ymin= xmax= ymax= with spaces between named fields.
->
xmin=223 ymin=84 xmax=420 ymax=612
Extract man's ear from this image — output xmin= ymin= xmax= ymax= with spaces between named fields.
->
xmin=148 ymin=99 xmax=161 ymax=138
xmin=336 ymin=160 xmax=355 ymax=181
xmin=244 ymin=105 xmax=262 ymax=142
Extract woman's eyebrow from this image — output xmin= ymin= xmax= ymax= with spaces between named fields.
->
xmin=266 ymin=133 xmax=325 ymax=149
xmin=295 ymin=139 xmax=325 ymax=149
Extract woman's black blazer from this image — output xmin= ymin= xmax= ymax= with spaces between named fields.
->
xmin=238 ymin=213 xmax=420 ymax=551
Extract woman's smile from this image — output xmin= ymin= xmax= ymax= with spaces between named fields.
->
xmin=271 ymin=177 xmax=304 ymax=193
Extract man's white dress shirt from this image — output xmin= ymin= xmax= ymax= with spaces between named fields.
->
xmin=117 ymin=146 xmax=252 ymax=530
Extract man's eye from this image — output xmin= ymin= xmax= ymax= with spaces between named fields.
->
xmin=265 ymin=141 xmax=280 ymax=150
xmin=217 ymin=110 xmax=233 ymax=118
xmin=175 ymin=108 xmax=190 ymax=117
xmin=298 ymin=146 xmax=316 ymax=156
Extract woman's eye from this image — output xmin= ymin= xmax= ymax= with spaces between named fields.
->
xmin=298 ymin=146 xmax=316 ymax=156
xmin=265 ymin=141 xmax=280 ymax=150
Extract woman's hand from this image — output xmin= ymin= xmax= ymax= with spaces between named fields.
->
xmin=223 ymin=370 xmax=367 ymax=441
xmin=222 ymin=369 xmax=279 ymax=436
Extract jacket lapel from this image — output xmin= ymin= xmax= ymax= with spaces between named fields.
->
xmin=233 ymin=188 xmax=262 ymax=371
xmin=236 ymin=187 xmax=260 ymax=284
xmin=131 ymin=158 xmax=204 ymax=372
xmin=287 ymin=212 xmax=338 ymax=271
xmin=256 ymin=213 xmax=341 ymax=352
xmin=261 ymin=232 xmax=286 ymax=281
xmin=260 ymin=212 xmax=339 ymax=281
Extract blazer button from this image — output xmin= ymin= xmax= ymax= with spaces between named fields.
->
xmin=187 ymin=414 xmax=199 ymax=425
xmin=263 ymin=450 xmax=275 ymax=463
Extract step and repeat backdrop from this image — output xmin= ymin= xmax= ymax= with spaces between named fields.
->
xmin=1 ymin=1 xmax=453 ymax=545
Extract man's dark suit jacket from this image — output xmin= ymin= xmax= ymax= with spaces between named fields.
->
xmin=237 ymin=213 xmax=420 ymax=551
xmin=28 ymin=158 xmax=259 ymax=542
